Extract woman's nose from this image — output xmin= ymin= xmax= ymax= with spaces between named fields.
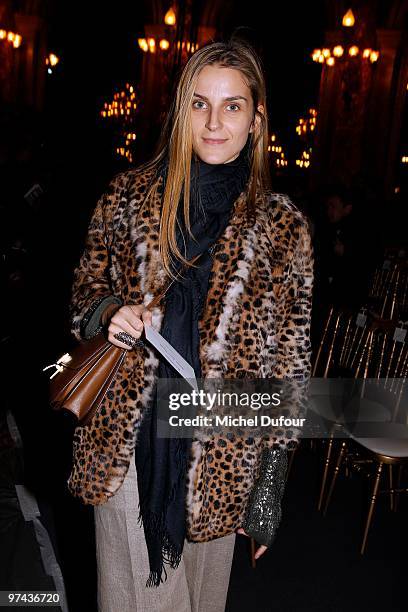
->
xmin=205 ymin=109 xmax=222 ymax=131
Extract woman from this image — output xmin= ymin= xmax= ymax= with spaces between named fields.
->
xmin=68 ymin=39 xmax=314 ymax=612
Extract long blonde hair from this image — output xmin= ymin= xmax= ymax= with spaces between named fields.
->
xmin=139 ymin=39 xmax=271 ymax=279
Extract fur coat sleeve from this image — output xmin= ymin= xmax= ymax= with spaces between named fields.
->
xmin=68 ymin=177 xmax=125 ymax=342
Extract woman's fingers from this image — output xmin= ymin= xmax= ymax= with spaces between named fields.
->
xmin=121 ymin=306 xmax=144 ymax=334
xmin=236 ymin=528 xmax=248 ymax=537
xmin=111 ymin=306 xmax=144 ymax=334
xmin=236 ymin=528 xmax=268 ymax=559
xmin=126 ymin=305 xmax=152 ymax=331
xmin=107 ymin=304 xmax=151 ymax=349
xmin=109 ymin=318 xmax=142 ymax=339
xmin=141 ymin=308 xmax=152 ymax=326
xmin=254 ymin=544 xmax=267 ymax=560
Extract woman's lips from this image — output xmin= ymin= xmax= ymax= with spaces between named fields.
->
xmin=202 ymin=138 xmax=227 ymax=145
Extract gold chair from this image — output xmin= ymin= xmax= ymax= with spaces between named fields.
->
xmin=368 ymin=252 xmax=408 ymax=321
xmin=320 ymin=317 xmax=408 ymax=553
xmin=344 ymin=427 xmax=408 ymax=553
xmin=312 ymin=306 xmax=375 ymax=510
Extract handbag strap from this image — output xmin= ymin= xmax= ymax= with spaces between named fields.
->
xmin=145 ymin=253 xmax=202 ymax=310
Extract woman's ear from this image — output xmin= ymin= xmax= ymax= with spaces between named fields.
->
xmin=249 ymin=104 xmax=265 ymax=134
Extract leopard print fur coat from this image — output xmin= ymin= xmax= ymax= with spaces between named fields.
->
xmin=67 ymin=165 xmax=314 ymax=542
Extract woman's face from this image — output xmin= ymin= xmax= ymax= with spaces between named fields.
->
xmin=191 ymin=65 xmax=263 ymax=164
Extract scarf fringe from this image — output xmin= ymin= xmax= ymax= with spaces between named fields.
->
xmin=138 ymin=507 xmax=184 ymax=587
xmin=137 ymin=439 xmax=187 ymax=587
xmin=144 ymin=535 xmax=184 ymax=588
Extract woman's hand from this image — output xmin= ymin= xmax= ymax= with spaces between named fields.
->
xmin=236 ymin=527 xmax=268 ymax=560
xmin=106 ymin=304 xmax=152 ymax=350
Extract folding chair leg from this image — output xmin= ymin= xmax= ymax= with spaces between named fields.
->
xmin=394 ymin=463 xmax=403 ymax=512
xmin=318 ymin=437 xmax=333 ymax=511
xmin=323 ymin=441 xmax=347 ymax=516
xmin=361 ymin=461 xmax=383 ymax=554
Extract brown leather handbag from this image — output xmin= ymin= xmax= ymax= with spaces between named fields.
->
xmin=43 ymin=332 xmax=127 ymax=426
xmin=43 ymin=255 xmax=200 ymax=426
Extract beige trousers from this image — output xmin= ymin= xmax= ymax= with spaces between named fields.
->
xmin=94 ymin=453 xmax=236 ymax=612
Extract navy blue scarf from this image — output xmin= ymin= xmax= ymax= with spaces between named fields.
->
xmin=134 ymin=141 xmax=251 ymax=587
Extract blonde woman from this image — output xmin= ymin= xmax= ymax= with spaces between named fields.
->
xmin=68 ymin=39 xmax=314 ymax=612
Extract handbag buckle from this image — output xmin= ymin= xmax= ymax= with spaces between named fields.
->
xmin=42 ymin=353 xmax=73 ymax=379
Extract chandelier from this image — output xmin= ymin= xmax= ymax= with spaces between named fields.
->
xmin=0 ymin=28 xmax=22 ymax=48
xmin=137 ymin=5 xmax=198 ymax=58
xmin=46 ymin=53 xmax=60 ymax=74
xmin=311 ymin=9 xmax=379 ymax=67
xmin=296 ymin=108 xmax=317 ymax=136
xmin=296 ymin=150 xmax=312 ymax=169
xmin=100 ymin=83 xmax=139 ymax=162
xmin=268 ymin=134 xmax=288 ymax=168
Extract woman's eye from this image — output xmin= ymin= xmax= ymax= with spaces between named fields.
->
xmin=192 ymin=101 xmax=240 ymax=111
